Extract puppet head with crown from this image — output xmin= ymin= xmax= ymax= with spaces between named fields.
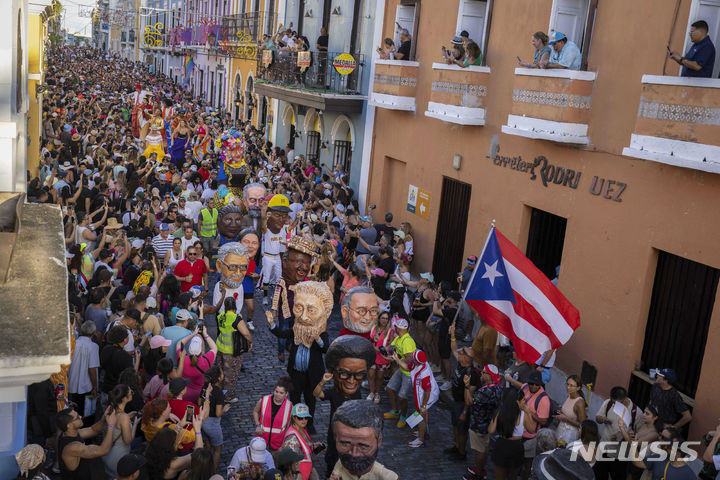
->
xmin=216 ymin=128 xmax=249 ymax=193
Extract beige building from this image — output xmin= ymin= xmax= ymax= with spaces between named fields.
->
xmin=368 ymin=0 xmax=720 ymax=439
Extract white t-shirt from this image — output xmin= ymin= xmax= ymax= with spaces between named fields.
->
xmin=229 ymin=446 xmax=275 ymax=472
xmin=289 ymin=202 xmax=304 ymax=221
xmin=185 ymin=200 xmax=203 ymax=222
xmin=181 ymin=235 xmax=199 ymax=253
xmin=213 ymin=281 xmax=243 ymax=315
xmin=262 ymin=225 xmax=288 ymax=256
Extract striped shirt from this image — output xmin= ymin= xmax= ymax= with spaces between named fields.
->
xmin=152 ymin=234 xmax=175 ymax=260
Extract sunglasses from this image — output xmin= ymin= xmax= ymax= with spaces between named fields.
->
xmin=337 ymin=369 xmax=368 ymax=381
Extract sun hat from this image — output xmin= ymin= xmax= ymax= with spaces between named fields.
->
xmin=393 ymin=230 xmax=406 ymax=240
xmin=149 ymin=335 xmax=172 ymax=349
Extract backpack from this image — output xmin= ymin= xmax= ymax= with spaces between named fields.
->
xmin=523 ymin=385 xmax=559 ymax=428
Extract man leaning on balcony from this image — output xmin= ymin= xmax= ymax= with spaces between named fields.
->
xmin=668 ymin=20 xmax=716 ymax=78
xmin=546 ymin=32 xmax=581 ymax=70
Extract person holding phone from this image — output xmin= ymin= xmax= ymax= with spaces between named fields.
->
xmin=281 ymin=404 xmax=324 ymax=480
xmin=517 ymin=32 xmax=552 ymax=69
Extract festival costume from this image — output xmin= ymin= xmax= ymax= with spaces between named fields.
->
xmin=169 ymin=131 xmax=189 ymax=165
xmin=130 ymin=88 xmax=147 ymax=138
xmin=193 ymin=125 xmax=211 ymax=159
xmin=142 ymin=117 xmax=166 ymax=162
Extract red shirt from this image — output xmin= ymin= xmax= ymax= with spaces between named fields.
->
xmin=167 ymin=397 xmax=197 ymax=452
xmin=174 ymin=258 xmax=208 ymax=292
xmin=338 ymin=328 xmax=372 ymax=340
xmin=198 ymin=167 xmax=210 ymax=182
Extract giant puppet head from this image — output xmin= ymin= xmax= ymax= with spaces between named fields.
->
xmin=340 ymin=286 xmax=379 ymax=334
xmin=267 ymin=194 xmax=291 ymax=234
xmin=215 ymin=242 xmax=249 ymax=289
xmin=217 ymin=204 xmax=244 ymax=241
xmin=325 ymin=336 xmax=376 ymax=396
xmin=282 ymin=236 xmax=315 ymax=286
xmin=289 ymin=280 xmax=333 ymax=348
xmin=243 ymin=182 xmax=267 ymax=220
xmin=216 ymin=128 xmax=249 ymax=198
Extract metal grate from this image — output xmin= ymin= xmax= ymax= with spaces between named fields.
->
xmin=306 ymin=131 xmax=320 ymax=162
xmin=332 ymin=140 xmax=351 ymax=172
xmin=525 ymin=208 xmax=567 ymax=281
xmin=630 ymin=251 xmax=720 ymax=402
xmin=431 ymin=177 xmax=472 ymax=283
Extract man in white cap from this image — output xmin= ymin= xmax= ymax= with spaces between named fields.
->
xmin=228 ymin=437 xmax=276 ymax=477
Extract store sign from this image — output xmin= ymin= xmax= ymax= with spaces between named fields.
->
xmin=407 ymin=184 xmax=431 ymax=218
xmin=262 ymin=49 xmax=273 ymax=66
xmin=490 ymin=154 xmax=627 ymax=202
xmin=297 ymin=51 xmax=311 ymax=68
xmin=333 ymin=53 xmax=356 ymax=75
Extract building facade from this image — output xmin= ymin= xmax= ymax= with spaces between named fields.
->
xmin=368 ymin=0 xmax=720 ymax=439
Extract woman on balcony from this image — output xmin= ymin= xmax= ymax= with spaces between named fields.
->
xmin=517 ymin=32 xmax=551 ymax=69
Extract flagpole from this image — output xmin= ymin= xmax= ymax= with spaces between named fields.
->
xmin=453 ymin=221 xmax=496 ymax=331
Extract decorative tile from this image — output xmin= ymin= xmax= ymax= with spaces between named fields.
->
xmin=512 ymin=89 xmax=592 ymax=109
xmin=638 ymin=98 xmax=720 ymax=126
xmin=374 ymin=74 xmax=417 ymax=87
xmin=431 ymin=81 xmax=487 ymax=97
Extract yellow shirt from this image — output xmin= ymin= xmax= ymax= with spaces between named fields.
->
xmin=391 ymin=333 xmax=416 ymax=376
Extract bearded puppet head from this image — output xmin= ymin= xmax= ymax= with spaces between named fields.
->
xmin=215 ymin=242 xmax=249 ymax=289
xmin=289 ymin=281 xmax=332 ymax=348
xmin=341 ymin=286 xmax=379 ymax=334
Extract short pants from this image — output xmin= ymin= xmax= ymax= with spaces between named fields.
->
xmin=387 ymin=368 xmax=412 ymax=400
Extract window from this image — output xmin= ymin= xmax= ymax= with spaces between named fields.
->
xmin=455 ymin=0 xmax=490 ymax=56
xmin=333 ymin=140 xmax=351 ymax=172
xmin=525 ymin=208 xmax=567 ymax=281
xmin=306 ymin=131 xmax=320 ymax=162
xmin=394 ymin=1 xmax=420 ymax=60
xmin=684 ymin=0 xmax=720 ymax=77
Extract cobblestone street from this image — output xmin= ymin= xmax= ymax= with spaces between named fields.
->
xmin=216 ymin=294 xmax=471 ymax=479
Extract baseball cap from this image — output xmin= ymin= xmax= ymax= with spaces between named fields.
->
xmin=359 ymin=215 xmax=372 ymax=223
xmin=549 ymin=31 xmax=567 ymax=45
xmin=160 ymin=223 xmax=170 ymax=231
xmin=370 ymin=268 xmax=386 ymax=277
xmin=412 ymin=350 xmax=427 ymax=364
xmin=526 ymin=370 xmax=545 ymax=386
xmin=168 ymin=377 xmax=190 ymax=395
xmin=291 ymin=403 xmax=312 ymax=418
xmin=483 ymin=364 xmax=501 ymax=383
xmin=189 ymin=285 xmax=203 ymax=298
xmin=264 ymin=469 xmax=283 ymax=480
xmin=276 ymin=448 xmax=305 ymax=468
xmin=267 ymin=194 xmax=291 ymax=212
xmin=175 ymin=309 xmax=192 ymax=323
xmin=149 ymin=335 xmax=172 ymax=349
xmin=395 ymin=317 xmax=409 ymax=330
xmin=188 ymin=336 xmax=203 ymax=356
xmin=131 ymin=239 xmax=145 ymax=250
xmin=657 ymin=368 xmax=677 ymax=383
xmin=116 ymin=453 xmax=146 ymax=477
xmin=420 ymin=272 xmax=434 ymax=282
xmin=249 ymin=437 xmax=268 ymax=462
xmin=467 ymin=255 xmax=477 ymax=265
xmin=145 ymin=296 xmax=157 ymax=309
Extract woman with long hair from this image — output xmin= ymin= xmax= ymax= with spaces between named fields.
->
xmin=117 ymin=368 xmax=145 ymax=413
xmin=331 ymin=253 xmax=363 ymax=304
xmin=368 ymin=309 xmax=395 ymax=403
xmin=567 ymin=419 xmax=600 ymax=467
xmin=554 ymin=374 xmax=587 ymax=444
xmin=619 ymin=406 xmax=663 ymax=480
xmin=239 ymin=229 xmax=261 ymax=325
xmin=489 ymin=389 xmax=536 ymax=480
xmin=169 ymin=118 xmax=191 ymax=166
xmin=158 ymin=274 xmax=181 ymax=317
xmin=517 ymin=31 xmax=552 ymax=69
xmin=178 ymin=325 xmax=218 ymax=403
xmin=200 ymin=366 xmax=231 ymax=471
xmin=164 ymin=237 xmax=184 ymax=273
xmin=145 ymin=416 xmax=204 ymax=480
xmin=178 ymin=448 xmax=218 ymax=480
xmin=102 ymin=384 xmax=140 ymax=478
xmin=144 ymin=356 xmax=185 ymax=401
xmin=142 ymin=334 xmax=174 ymax=379
xmin=141 ymin=398 xmax=198 ymax=444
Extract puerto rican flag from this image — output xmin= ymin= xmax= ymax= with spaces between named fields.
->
xmin=465 ymin=227 xmax=580 ymax=363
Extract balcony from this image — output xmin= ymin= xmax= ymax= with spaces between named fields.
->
xmin=254 ymin=51 xmax=365 ymax=113
xmin=370 ymin=59 xmax=419 ymax=112
xmin=501 ymin=68 xmax=597 ymax=145
xmin=622 ymin=75 xmax=720 ymax=174
xmin=424 ymin=63 xmax=490 ymax=125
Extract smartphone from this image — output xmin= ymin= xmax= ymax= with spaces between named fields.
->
xmin=185 ymin=405 xmax=195 ymax=422
xmin=312 ymin=443 xmax=327 ymax=454
xmin=666 ymin=45 xmax=672 ymax=52
xmin=378 ymin=346 xmax=388 ymax=356
xmin=517 ymin=56 xmax=522 ymax=62
xmin=166 ymin=267 xmax=171 ymax=274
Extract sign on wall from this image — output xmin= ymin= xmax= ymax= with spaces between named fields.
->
xmin=262 ymin=49 xmax=273 ymax=66
xmin=297 ymin=51 xmax=311 ymax=68
xmin=333 ymin=53 xmax=356 ymax=75
xmin=407 ymin=184 xmax=418 ymax=213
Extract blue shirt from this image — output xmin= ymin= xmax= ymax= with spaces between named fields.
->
xmin=682 ymin=35 xmax=716 ymax=78
xmin=550 ymin=40 xmax=582 ymax=70
xmin=161 ymin=325 xmax=192 ymax=366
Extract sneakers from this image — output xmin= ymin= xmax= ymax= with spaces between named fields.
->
xmin=247 ymin=320 xmax=255 ymax=331
xmin=413 ymin=431 xmax=430 ymax=440
xmin=396 ymin=416 xmax=407 ymax=428
xmin=263 ymin=296 xmax=269 ymax=306
xmin=408 ymin=438 xmax=425 ymax=448
xmin=440 ymin=381 xmax=452 ymax=391
xmin=366 ymin=393 xmax=376 ymax=401
xmin=383 ymin=410 xmax=399 ymax=419
xmin=374 ymin=394 xmax=381 ymax=404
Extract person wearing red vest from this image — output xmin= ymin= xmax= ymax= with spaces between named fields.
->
xmin=252 ymin=376 xmax=293 ymax=451
xmin=281 ymin=403 xmax=325 ymax=480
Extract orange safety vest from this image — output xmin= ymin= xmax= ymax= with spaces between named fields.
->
xmin=284 ymin=426 xmax=313 ymax=480
xmin=259 ymin=395 xmax=292 ymax=450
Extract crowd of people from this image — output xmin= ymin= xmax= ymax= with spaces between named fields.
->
xmin=16 ymin=44 xmax=713 ymax=480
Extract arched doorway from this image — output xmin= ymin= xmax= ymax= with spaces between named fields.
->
xmin=331 ymin=115 xmax=354 ymax=173
xmin=282 ymin=104 xmax=296 ymax=149
xmin=233 ymin=73 xmax=242 ymax=120
xmin=244 ymin=75 xmax=254 ymax=122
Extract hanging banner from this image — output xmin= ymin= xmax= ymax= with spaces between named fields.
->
xmin=262 ymin=49 xmax=273 ymax=66
xmin=333 ymin=53 xmax=356 ymax=75
xmin=297 ymin=51 xmax=311 ymax=68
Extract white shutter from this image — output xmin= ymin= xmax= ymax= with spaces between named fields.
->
xmin=394 ymin=5 xmax=416 ymax=47
xmin=549 ymin=0 xmax=589 ymax=49
xmin=697 ymin=0 xmax=720 ymax=77
xmin=458 ymin=0 xmax=487 ymax=50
